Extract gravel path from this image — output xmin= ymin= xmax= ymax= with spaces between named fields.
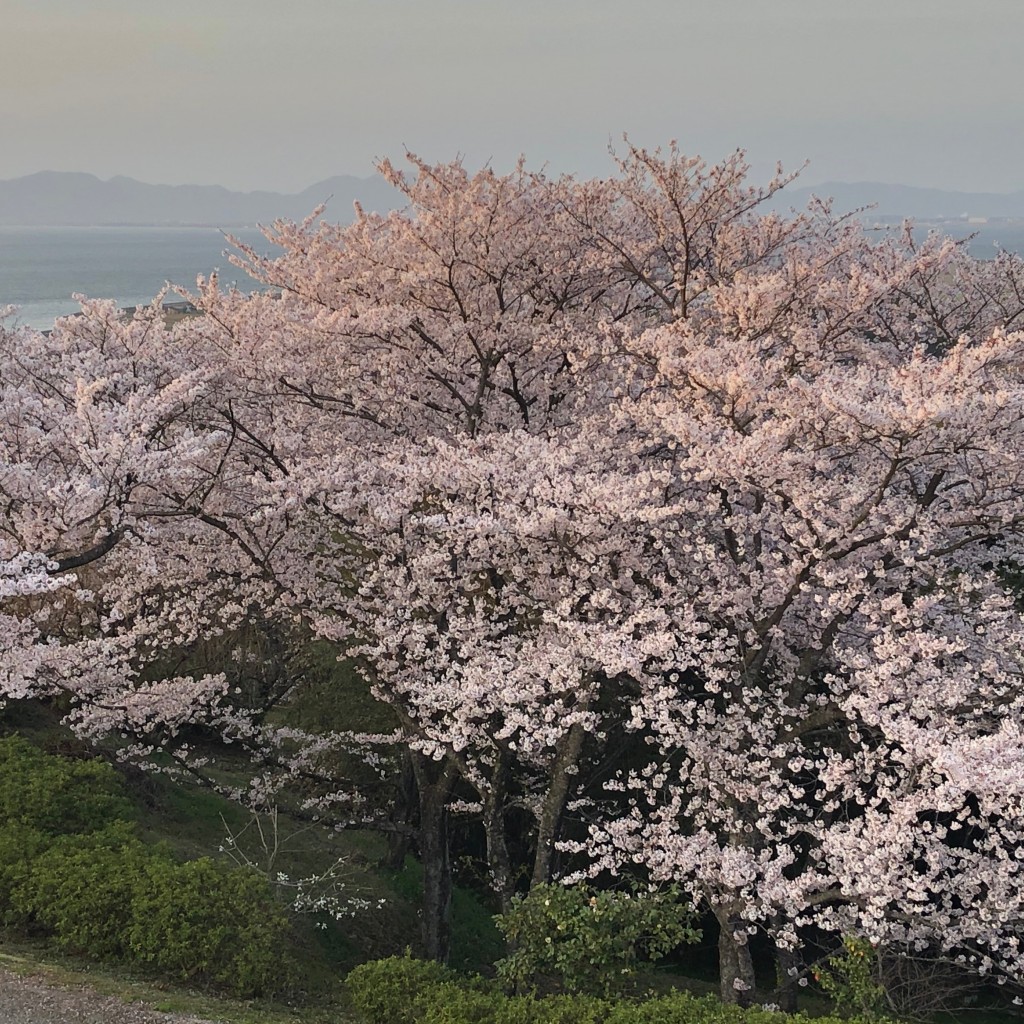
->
xmin=0 ymin=967 xmax=219 ymax=1024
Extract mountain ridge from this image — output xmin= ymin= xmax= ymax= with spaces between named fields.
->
xmin=772 ymin=180 xmax=1024 ymax=220
xmin=0 ymin=171 xmax=401 ymax=227
xmin=3 ymin=171 xmax=1024 ymax=227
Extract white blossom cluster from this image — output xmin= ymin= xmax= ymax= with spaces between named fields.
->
xmin=4 ymin=147 xmax=1024 ymax=997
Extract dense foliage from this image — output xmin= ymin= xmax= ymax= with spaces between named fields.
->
xmin=494 ymin=883 xmax=699 ymax=996
xmin=0 ymin=734 xmax=132 ymax=833
xmin=0 ymin=737 xmax=300 ymax=996
xmin=346 ymin=955 xmax=882 ymax=1024
xmin=4 ymin=141 xmax=1024 ymax=1004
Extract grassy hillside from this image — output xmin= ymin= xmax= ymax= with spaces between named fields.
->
xmin=0 ymin=700 xmax=503 ymax=1013
xmin=2 ymin=703 xmax=1020 ymax=1024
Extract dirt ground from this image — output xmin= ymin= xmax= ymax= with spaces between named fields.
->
xmin=0 ymin=966 xmax=218 ymax=1024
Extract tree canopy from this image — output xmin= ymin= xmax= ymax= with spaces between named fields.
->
xmin=4 ymin=143 xmax=1024 ymax=1003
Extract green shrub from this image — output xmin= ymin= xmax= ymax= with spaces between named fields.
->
xmin=14 ymin=823 xmax=151 ymax=958
xmin=0 ymin=735 xmax=133 ymax=834
xmin=344 ymin=957 xmax=886 ymax=1024
xmin=0 ymin=738 xmax=138 ymax=937
xmin=416 ymin=980 xmax=503 ymax=1024
xmin=345 ymin=957 xmax=616 ymax=1024
xmin=0 ymin=737 xmax=302 ymax=997
xmin=495 ymin=883 xmax=699 ymax=996
xmin=127 ymin=856 xmax=300 ymax=997
xmin=0 ymin=823 xmax=49 ymax=924
xmin=417 ymin=985 xmax=609 ymax=1024
xmin=11 ymin=834 xmax=299 ymax=996
xmin=504 ymin=993 xmax=609 ymax=1024
xmin=815 ymin=937 xmax=888 ymax=1021
xmin=603 ymin=992 xmax=741 ymax=1023
xmin=346 ymin=953 xmax=455 ymax=1024
xmin=603 ymin=991 xmax=863 ymax=1024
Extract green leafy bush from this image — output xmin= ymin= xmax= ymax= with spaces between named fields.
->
xmin=603 ymin=992 xmax=876 ymax=1024
xmin=5 ymin=821 xmax=297 ymax=995
xmin=815 ymin=937 xmax=887 ymax=1021
xmin=346 ymin=956 xmax=886 ymax=1024
xmin=0 ymin=822 xmax=49 ymax=924
xmin=12 ymin=822 xmax=150 ymax=957
xmin=497 ymin=992 xmax=609 ymax=1024
xmin=128 ymin=856 xmax=300 ymax=997
xmin=495 ymin=883 xmax=699 ymax=996
xmin=0 ymin=735 xmax=132 ymax=834
xmin=418 ymin=985 xmax=609 ymax=1024
xmin=347 ymin=960 xmax=608 ymax=1024
xmin=0 ymin=735 xmax=302 ymax=997
xmin=0 ymin=738 xmax=147 ymax=945
xmin=347 ymin=953 xmax=456 ymax=1024
xmin=415 ymin=981 xmax=504 ymax=1024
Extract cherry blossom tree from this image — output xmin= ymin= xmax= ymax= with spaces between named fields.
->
xmin=4 ymin=145 xmax=1024 ymax=1000
xmin=194 ymin=156 xmax=650 ymax=954
xmin=578 ymin=270 xmax=1024 ymax=1004
xmin=201 ymin=145 xmax=844 ymax=957
xmin=0 ymin=300 xmax=226 ymax=713
xmin=220 ymin=149 xmax=1024 ymax=989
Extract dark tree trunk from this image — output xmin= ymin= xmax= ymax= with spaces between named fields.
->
xmin=530 ymin=721 xmax=586 ymax=889
xmin=483 ymin=752 xmax=515 ymax=913
xmin=773 ymin=930 xmax=802 ymax=1013
xmin=411 ymin=752 xmax=456 ymax=963
xmin=717 ymin=908 xmax=756 ymax=1006
xmin=380 ymin=750 xmax=416 ymax=872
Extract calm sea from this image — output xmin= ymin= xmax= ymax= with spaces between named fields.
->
xmin=892 ymin=223 xmax=1024 ymax=261
xmin=0 ymin=226 xmax=273 ymax=330
xmin=2 ymin=222 xmax=1023 ymax=333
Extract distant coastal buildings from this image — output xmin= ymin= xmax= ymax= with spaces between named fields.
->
xmin=39 ymin=299 xmax=198 ymax=336
xmin=119 ymin=299 xmax=198 ymax=317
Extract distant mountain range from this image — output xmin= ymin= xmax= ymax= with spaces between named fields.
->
xmin=0 ymin=171 xmax=401 ymax=227
xmin=773 ymin=181 xmax=1024 ymax=221
xmin=1 ymin=171 xmax=1023 ymax=227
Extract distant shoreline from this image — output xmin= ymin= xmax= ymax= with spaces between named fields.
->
xmin=0 ymin=170 xmax=400 ymax=230
xmin=0 ymin=222 xmax=261 ymax=230
xmin=0 ymin=225 xmax=272 ymax=332
xmin=3 ymin=213 xmax=1024 ymax=232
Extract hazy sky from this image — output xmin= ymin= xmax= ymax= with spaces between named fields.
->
xmin=3 ymin=0 xmax=1023 ymax=193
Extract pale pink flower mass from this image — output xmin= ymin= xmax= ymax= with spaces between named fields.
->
xmin=3 ymin=142 xmax=1024 ymax=999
